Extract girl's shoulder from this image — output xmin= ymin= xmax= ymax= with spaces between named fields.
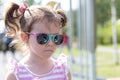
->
xmin=7 ymin=57 xmax=27 ymax=75
xmin=56 ymin=53 xmax=68 ymax=64
xmin=55 ymin=53 xmax=69 ymax=72
xmin=7 ymin=57 xmax=19 ymax=72
xmin=7 ymin=57 xmax=34 ymax=80
xmin=54 ymin=53 xmax=70 ymax=80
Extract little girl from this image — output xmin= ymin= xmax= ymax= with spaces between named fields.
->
xmin=4 ymin=2 xmax=71 ymax=80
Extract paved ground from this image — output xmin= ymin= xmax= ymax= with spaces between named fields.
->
xmin=107 ymin=78 xmax=120 ymax=80
xmin=96 ymin=46 xmax=120 ymax=53
xmin=0 ymin=46 xmax=120 ymax=80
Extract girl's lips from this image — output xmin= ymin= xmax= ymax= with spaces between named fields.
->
xmin=45 ymin=50 xmax=54 ymax=53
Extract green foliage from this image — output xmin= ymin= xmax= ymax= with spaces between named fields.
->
xmin=116 ymin=21 xmax=120 ymax=42
xmin=96 ymin=0 xmax=111 ymax=25
xmin=96 ymin=0 xmax=120 ymax=25
xmin=116 ymin=0 xmax=120 ymax=19
xmin=97 ymin=20 xmax=120 ymax=45
xmin=97 ymin=21 xmax=112 ymax=45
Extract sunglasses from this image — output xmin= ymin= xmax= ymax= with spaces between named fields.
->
xmin=27 ymin=32 xmax=64 ymax=45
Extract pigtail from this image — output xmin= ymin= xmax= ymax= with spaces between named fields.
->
xmin=4 ymin=2 xmax=22 ymax=38
xmin=56 ymin=9 xmax=67 ymax=27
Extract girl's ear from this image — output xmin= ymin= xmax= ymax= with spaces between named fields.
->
xmin=20 ymin=32 xmax=28 ymax=43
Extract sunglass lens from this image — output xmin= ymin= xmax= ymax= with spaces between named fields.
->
xmin=53 ymin=35 xmax=63 ymax=45
xmin=37 ymin=34 xmax=48 ymax=44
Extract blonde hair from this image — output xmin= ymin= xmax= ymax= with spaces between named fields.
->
xmin=4 ymin=2 xmax=67 ymax=50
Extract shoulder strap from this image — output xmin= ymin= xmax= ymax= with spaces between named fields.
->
xmin=57 ymin=53 xmax=68 ymax=72
xmin=8 ymin=57 xmax=18 ymax=72
xmin=57 ymin=53 xmax=69 ymax=80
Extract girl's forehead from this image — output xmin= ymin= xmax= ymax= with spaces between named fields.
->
xmin=31 ymin=20 xmax=61 ymax=33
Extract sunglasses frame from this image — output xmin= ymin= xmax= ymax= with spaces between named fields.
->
xmin=26 ymin=32 xmax=64 ymax=45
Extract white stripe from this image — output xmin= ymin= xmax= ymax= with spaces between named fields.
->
xmin=19 ymin=68 xmax=27 ymax=72
xmin=53 ymin=68 xmax=63 ymax=73
xmin=19 ymin=74 xmax=33 ymax=78
xmin=39 ymin=74 xmax=65 ymax=80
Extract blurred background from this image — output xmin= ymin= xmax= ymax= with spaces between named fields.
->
xmin=0 ymin=0 xmax=120 ymax=80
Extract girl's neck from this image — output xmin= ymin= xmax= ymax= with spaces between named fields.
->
xmin=21 ymin=55 xmax=54 ymax=75
xmin=22 ymin=53 xmax=54 ymax=75
xmin=26 ymin=53 xmax=52 ymax=66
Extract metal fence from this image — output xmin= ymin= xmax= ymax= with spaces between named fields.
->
xmin=66 ymin=0 xmax=97 ymax=80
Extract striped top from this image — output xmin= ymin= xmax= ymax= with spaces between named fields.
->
xmin=9 ymin=54 xmax=68 ymax=80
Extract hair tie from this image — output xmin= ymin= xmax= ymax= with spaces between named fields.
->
xmin=19 ymin=1 xmax=28 ymax=13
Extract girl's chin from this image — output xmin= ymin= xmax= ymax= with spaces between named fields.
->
xmin=43 ymin=52 xmax=54 ymax=58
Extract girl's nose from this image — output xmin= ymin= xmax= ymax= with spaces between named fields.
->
xmin=47 ymin=38 xmax=54 ymax=45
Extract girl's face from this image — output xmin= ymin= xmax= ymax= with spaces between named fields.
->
xmin=28 ymin=19 xmax=61 ymax=60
